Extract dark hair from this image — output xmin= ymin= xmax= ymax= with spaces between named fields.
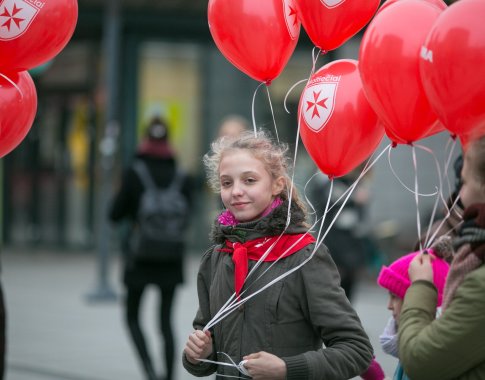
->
xmin=453 ymin=154 xmax=464 ymax=193
xmin=146 ymin=117 xmax=169 ymax=141
xmin=467 ymin=136 xmax=485 ymax=186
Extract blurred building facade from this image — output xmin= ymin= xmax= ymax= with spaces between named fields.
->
xmin=0 ymin=0 xmax=325 ymax=249
xmin=1 ymin=0 xmax=459 ymax=254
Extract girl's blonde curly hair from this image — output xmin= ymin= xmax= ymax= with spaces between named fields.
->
xmin=203 ymin=130 xmax=306 ymax=210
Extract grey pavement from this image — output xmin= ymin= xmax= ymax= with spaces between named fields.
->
xmin=2 ymin=249 xmax=398 ymax=380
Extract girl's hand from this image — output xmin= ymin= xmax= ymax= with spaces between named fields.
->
xmin=242 ymin=351 xmax=286 ymax=380
xmin=409 ymin=252 xmax=434 ymax=283
xmin=184 ymin=330 xmax=213 ymax=365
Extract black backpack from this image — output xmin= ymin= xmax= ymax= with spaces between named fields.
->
xmin=130 ymin=160 xmax=189 ymax=261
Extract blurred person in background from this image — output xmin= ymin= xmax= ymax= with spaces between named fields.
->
xmin=109 ymin=117 xmax=192 ymax=380
xmin=309 ymin=164 xmax=378 ymax=301
xmin=217 ymin=114 xmax=250 ymax=139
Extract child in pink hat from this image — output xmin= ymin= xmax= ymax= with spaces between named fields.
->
xmin=374 ymin=239 xmax=451 ymax=380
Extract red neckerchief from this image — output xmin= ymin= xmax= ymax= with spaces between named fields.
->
xmin=220 ymin=233 xmax=315 ymax=298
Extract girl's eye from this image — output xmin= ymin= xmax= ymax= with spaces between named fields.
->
xmin=245 ymin=178 xmax=256 ymax=184
xmin=221 ymin=180 xmax=232 ymax=187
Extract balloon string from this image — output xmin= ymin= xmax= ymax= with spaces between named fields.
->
xmin=0 ymin=72 xmax=23 ymax=99
xmin=411 ymin=140 xmax=461 ymax=248
xmin=413 ymin=143 xmax=448 ymax=249
xmin=203 ymin=220 xmax=319 ymax=330
xmin=286 ymin=47 xmax=321 ymax=227
xmin=283 ymin=47 xmax=321 ymax=114
xmin=283 ymin=79 xmax=308 ymax=114
xmin=426 ymin=195 xmax=463 ymax=249
xmin=412 ymin=146 xmax=423 ymax=251
xmin=251 ymin=82 xmax=266 ymax=136
xmin=419 ymin=143 xmax=446 ymax=248
xmin=198 ymin=352 xmax=251 ymax=378
xmin=387 ymin=146 xmax=438 ymax=197
xmin=265 ymin=85 xmax=279 ymax=143
xmin=303 ymin=172 xmax=320 ymax=224
xmin=326 ymin=143 xmax=390 ymax=214
xmin=443 ymin=136 xmax=458 ymax=201
xmin=206 ymin=143 xmax=389 ymax=330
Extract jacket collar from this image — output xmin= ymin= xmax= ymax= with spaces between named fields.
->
xmin=210 ymin=200 xmax=308 ymax=244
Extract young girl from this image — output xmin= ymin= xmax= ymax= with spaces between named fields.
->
xmin=398 ymin=135 xmax=485 ymax=380
xmin=373 ymin=242 xmax=450 ymax=380
xmin=182 ymin=131 xmax=373 ymax=379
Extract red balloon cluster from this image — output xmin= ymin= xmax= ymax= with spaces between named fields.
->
xmin=208 ymin=0 xmax=383 ymax=177
xmin=359 ymin=0 xmax=485 ymax=147
xmin=208 ymin=0 xmax=380 ymax=84
xmin=208 ymin=0 xmax=485 ymax=177
xmin=0 ymin=0 xmax=78 ymax=157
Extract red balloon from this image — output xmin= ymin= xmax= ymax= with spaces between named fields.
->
xmin=295 ymin=0 xmax=380 ymax=51
xmin=0 ymin=0 xmax=78 ymax=71
xmin=0 ymin=71 xmax=37 ymax=157
xmin=386 ymin=119 xmax=447 ymax=145
xmin=299 ymin=60 xmax=384 ymax=178
xmin=359 ymin=0 xmax=442 ymax=144
xmin=208 ymin=0 xmax=300 ymax=83
xmin=419 ymin=0 xmax=485 ymax=138
xmin=378 ymin=0 xmax=447 ymax=14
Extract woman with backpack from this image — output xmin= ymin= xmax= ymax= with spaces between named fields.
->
xmin=109 ymin=117 xmax=191 ymax=380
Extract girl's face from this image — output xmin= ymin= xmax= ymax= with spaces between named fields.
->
xmin=459 ymin=145 xmax=485 ymax=209
xmin=387 ymin=292 xmax=403 ymax=325
xmin=219 ymin=149 xmax=285 ymax=223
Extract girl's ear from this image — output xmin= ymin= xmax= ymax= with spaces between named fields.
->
xmin=272 ymin=176 xmax=286 ymax=197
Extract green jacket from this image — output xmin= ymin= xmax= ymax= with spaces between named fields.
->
xmin=398 ymin=265 xmax=485 ymax=380
xmin=183 ymin=202 xmax=373 ymax=379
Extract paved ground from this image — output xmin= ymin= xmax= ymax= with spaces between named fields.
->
xmin=2 ymin=249 xmax=397 ymax=380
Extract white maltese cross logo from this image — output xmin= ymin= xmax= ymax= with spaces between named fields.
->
xmin=301 ymin=80 xmax=338 ymax=132
xmin=0 ymin=0 xmax=40 ymax=40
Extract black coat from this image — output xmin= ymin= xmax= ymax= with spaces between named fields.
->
xmin=109 ymin=153 xmax=192 ymax=288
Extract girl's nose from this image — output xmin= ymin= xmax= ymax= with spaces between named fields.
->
xmin=232 ymin=182 xmax=244 ymax=196
xmin=387 ymin=299 xmax=393 ymax=311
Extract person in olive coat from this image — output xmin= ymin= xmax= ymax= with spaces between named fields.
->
xmin=399 ymin=136 xmax=485 ymax=380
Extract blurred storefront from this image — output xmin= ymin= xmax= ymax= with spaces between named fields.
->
xmin=11 ymin=0 xmax=438 ymax=251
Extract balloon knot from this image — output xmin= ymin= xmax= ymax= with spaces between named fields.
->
xmin=451 ymin=134 xmax=457 ymax=140
xmin=320 ymin=50 xmax=327 ymax=56
xmin=265 ymin=80 xmax=272 ymax=86
xmin=391 ymin=141 xmax=398 ymax=148
xmin=328 ymin=174 xmax=334 ymax=181
xmin=407 ymin=141 xmax=414 ymax=146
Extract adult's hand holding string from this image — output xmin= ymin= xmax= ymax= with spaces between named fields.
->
xmin=408 ymin=251 xmax=434 ymax=284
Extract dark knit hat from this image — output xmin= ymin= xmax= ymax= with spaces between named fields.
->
xmin=146 ymin=117 xmax=169 ymax=141
xmin=377 ymin=247 xmax=450 ymax=306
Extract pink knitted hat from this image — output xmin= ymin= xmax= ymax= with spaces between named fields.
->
xmin=377 ymin=248 xmax=450 ymax=306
